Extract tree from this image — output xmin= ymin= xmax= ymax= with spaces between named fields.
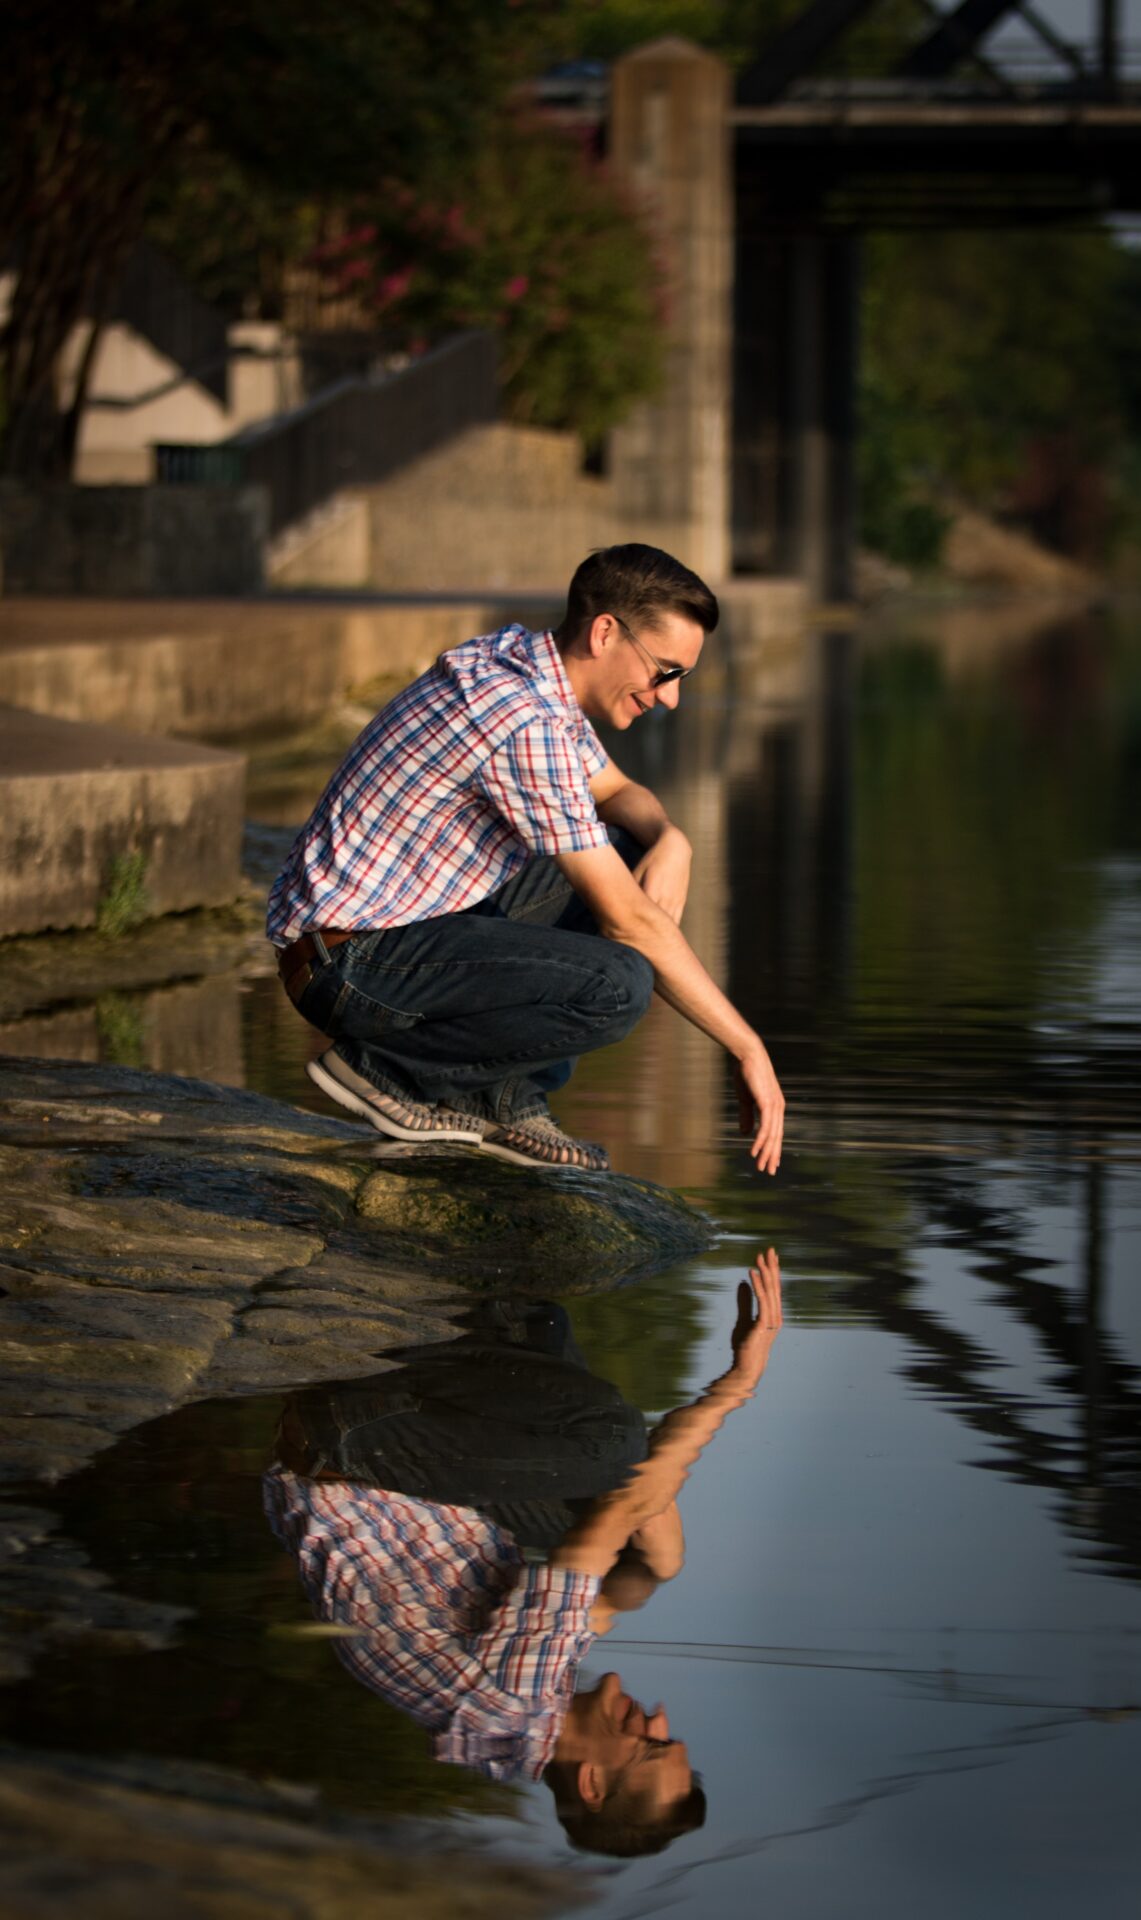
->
xmin=858 ymin=227 xmax=1129 ymax=560
xmin=0 ymin=0 xmax=564 ymax=478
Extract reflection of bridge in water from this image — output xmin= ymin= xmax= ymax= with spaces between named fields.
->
xmin=730 ymin=0 xmax=1141 ymax=595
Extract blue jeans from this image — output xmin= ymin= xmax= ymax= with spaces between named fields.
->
xmin=293 ymin=832 xmax=654 ymax=1122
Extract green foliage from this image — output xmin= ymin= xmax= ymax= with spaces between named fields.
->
xmin=562 ymin=0 xmax=922 ymax=67
xmin=0 ymin=1 xmax=569 ymax=475
xmin=95 ymin=851 xmax=152 ymax=940
xmin=858 ymin=382 xmax=949 ymax=566
xmin=859 ymin=227 xmax=1133 ymax=558
xmin=562 ymin=0 xmax=803 ymax=64
xmin=310 ymin=118 xmax=667 ymax=444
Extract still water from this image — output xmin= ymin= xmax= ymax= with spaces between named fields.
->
xmin=7 ymin=602 xmax=1141 ymax=1916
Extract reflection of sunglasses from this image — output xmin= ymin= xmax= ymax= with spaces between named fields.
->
xmin=612 ymin=614 xmax=696 ymax=689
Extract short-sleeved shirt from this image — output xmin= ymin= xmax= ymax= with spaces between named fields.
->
xmin=263 ymin=1465 xmax=599 ymax=1782
xmin=266 ymin=625 xmax=610 ymax=944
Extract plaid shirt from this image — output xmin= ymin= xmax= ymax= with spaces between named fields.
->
xmin=263 ymin=1466 xmax=599 ymax=1783
xmin=267 ymin=625 xmax=610 ymax=944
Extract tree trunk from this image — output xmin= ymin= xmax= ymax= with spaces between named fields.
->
xmin=0 ymin=180 xmax=146 ymax=481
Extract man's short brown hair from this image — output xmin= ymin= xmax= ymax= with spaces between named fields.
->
xmin=559 ymin=544 xmax=719 ymax=641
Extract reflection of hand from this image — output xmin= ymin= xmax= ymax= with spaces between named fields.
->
xmin=633 ymin=825 xmax=692 ymax=925
xmin=735 ymin=1048 xmax=785 ymax=1176
xmin=729 ymin=1247 xmax=782 ymax=1389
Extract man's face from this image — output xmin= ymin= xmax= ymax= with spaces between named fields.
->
xmin=577 ymin=1671 xmax=692 ymax=1810
xmin=581 ymin=612 xmax=705 ymax=731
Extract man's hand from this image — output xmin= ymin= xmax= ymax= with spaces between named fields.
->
xmin=556 ymin=841 xmax=788 ymax=1179
xmin=729 ymin=1248 xmax=783 ymax=1390
xmin=632 ymin=825 xmax=692 ymax=925
xmin=735 ymin=1046 xmax=785 ymax=1175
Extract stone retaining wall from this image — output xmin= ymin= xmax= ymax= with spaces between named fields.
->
xmin=0 ymin=708 xmax=245 ymax=938
xmin=0 ymin=481 xmax=267 ymax=595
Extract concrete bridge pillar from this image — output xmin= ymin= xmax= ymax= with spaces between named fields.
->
xmin=608 ymin=38 xmax=732 ymax=582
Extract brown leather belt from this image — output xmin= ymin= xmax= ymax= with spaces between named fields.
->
xmin=277 ymin=928 xmax=356 ymax=1005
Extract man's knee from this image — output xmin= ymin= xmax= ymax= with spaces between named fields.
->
xmin=605 ymin=944 xmax=654 ymax=1030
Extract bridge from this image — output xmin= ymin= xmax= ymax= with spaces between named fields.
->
xmin=729 ymin=0 xmax=1141 ymax=595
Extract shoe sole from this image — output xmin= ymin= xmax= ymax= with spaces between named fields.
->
xmin=306 ymin=1056 xmax=483 ymax=1144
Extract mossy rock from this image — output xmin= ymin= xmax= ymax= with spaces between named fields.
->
xmin=0 ymin=1059 xmax=714 ymax=1487
xmin=354 ymin=1151 xmax=712 ymax=1290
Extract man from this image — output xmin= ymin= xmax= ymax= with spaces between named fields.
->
xmin=264 ymin=1247 xmax=783 ymax=1856
xmin=268 ymin=543 xmax=784 ymax=1173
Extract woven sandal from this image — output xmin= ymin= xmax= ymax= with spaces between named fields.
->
xmin=481 ymin=1113 xmax=611 ymax=1172
xmin=306 ymin=1049 xmax=483 ymax=1144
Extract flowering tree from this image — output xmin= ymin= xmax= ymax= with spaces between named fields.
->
xmin=308 ymin=117 xmax=667 ymax=446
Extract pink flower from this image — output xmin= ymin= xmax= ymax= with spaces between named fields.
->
xmin=503 ymin=274 xmax=529 ymax=303
xmin=375 ymin=265 xmax=415 ymax=308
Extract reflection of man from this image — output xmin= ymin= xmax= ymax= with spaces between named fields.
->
xmin=264 ymin=1251 xmax=782 ymax=1857
xmin=267 ymin=543 xmax=784 ymax=1174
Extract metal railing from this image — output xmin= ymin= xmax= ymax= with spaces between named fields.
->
xmin=154 ymin=330 xmax=497 ymax=538
xmin=785 ymin=40 xmax=1141 ymax=105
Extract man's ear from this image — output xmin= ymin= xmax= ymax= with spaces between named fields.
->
xmin=588 ymin=613 xmax=614 ymax=659
xmin=576 ymin=1760 xmax=607 ymax=1812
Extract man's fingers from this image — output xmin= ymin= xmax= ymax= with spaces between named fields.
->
xmin=749 ymin=1248 xmax=782 ymax=1325
xmin=750 ymin=1102 xmax=784 ymax=1175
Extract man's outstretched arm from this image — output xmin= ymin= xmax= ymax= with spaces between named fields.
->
xmin=556 ymin=840 xmax=785 ymax=1173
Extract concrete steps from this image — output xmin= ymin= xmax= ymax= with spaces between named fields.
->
xmin=0 ymin=707 xmax=244 ymax=938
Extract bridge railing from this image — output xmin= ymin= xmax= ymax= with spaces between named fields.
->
xmin=154 ymin=331 xmax=497 ymax=539
xmin=783 ymin=39 xmax=1141 ymax=105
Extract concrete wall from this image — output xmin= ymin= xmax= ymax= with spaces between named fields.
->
xmin=343 ymin=423 xmax=697 ymax=594
xmin=0 ymin=584 xmax=809 ymax=745
xmin=0 ymin=596 xmax=562 ymax=739
xmin=0 ymin=483 xmax=267 ymax=595
xmin=0 ymin=707 xmax=245 ymax=939
xmin=267 ymin=495 xmax=372 ymax=590
xmin=609 ymin=39 xmax=733 ymax=583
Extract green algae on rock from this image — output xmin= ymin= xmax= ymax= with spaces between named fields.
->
xmin=355 ymin=1153 xmax=713 ymax=1290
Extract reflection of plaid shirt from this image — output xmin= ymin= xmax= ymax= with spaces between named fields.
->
xmin=266 ymin=625 xmax=610 ymax=943
xmin=263 ymin=1467 xmax=599 ymax=1783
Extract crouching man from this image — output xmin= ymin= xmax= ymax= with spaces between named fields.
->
xmin=267 ymin=543 xmax=784 ymax=1173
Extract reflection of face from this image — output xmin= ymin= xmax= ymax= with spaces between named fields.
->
xmin=581 ymin=1671 xmax=692 ymax=1809
xmin=585 ymin=613 xmax=705 ymax=731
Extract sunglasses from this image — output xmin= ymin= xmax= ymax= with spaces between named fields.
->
xmin=612 ymin=614 xmax=696 ymax=689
